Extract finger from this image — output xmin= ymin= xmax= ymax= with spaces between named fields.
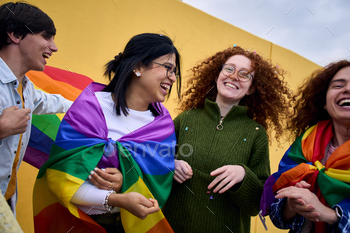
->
xmin=103 ymin=167 xmax=121 ymax=174
xmin=183 ymin=162 xmax=193 ymax=174
xmin=173 ymin=175 xmax=184 ymax=183
xmin=210 ymin=166 xmax=225 ymax=176
xmin=218 ymin=180 xmax=237 ymax=194
xmin=146 ymin=199 xmax=160 ymax=213
xmin=207 ymin=176 xmax=222 ymax=190
xmin=213 ymin=176 xmax=232 ymax=193
xmin=180 ymin=165 xmax=192 ymax=176
xmin=21 ymin=108 xmax=31 ymax=114
xmin=89 ymin=169 xmax=112 ymax=189
xmin=174 ymin=172 xmax=186 ymax=182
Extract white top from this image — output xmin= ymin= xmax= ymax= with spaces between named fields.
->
xmin=70 ymin=91 xmax=154 ymax=215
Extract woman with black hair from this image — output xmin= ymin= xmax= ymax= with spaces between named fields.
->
xmin=33 ymin=33 xmax=181 ymax=233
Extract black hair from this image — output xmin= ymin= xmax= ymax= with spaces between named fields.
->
xmin=0 ymin=2 xmax=56 ymax=49
xmin=103 ymin=33 xmax=182 ymax=116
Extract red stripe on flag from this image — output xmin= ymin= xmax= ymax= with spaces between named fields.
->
xmin=43 ymin=66 xmax=93 ymax=91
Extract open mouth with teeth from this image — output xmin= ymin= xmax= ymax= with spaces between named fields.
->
xmin=160 ymin=83 xmax=170 ymax=92
xmin=43 ymin=53 xmax=51 ymax=59
xmin=224 ymin=82 xmax=237 ymax=89
xmin=338 ymin=99 xmax=350 ymax=107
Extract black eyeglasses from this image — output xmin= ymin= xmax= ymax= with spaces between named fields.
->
xmin=152 ymin=62 xmax=178 ymax=78
xmin=221 ymin=64 xmax=253 ymax=82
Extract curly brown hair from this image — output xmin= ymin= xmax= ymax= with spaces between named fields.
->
xmin=288 ymin=59 xmax=350 ymax=138
xmin=179 ymin=46 xmax=292 ymax=144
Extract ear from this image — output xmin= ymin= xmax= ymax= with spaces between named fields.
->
xmin=7 ymin=32 xmax=22 ymax=44
xmin=246 ymin=86 xmax=255 ymax=95
xmin=133 ymin=68 xmax=141 ymax=77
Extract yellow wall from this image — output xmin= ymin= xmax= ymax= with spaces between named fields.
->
xmin=15 ymin=0 xmax=321 ymax=232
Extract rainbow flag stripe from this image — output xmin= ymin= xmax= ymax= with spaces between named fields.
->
xmin=33 ymin=82 xmax=175 ymax=233
xmin=24 ymin=66 xmax=94 ymax=168
xmin=260 ymin=120 xmax=350 ymax=219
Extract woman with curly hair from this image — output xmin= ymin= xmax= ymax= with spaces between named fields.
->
xmin=261 ymin=60 xmax=350 ymax=232
xmin=162 ymin=46 xmax=291 ymax=232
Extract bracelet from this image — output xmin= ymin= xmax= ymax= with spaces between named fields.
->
xmin=103 ymin=190 xmax=116 ymax=212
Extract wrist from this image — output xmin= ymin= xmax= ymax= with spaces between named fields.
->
xmin=108 ymin=193 xmax=125 ymax=209
xmin=103 ymin=190 xmax=116 ymax=212
xmin=325 ymin=206 xmax=341 ymax=225
xmin=282 ymin=198 xmax=297 ymax=221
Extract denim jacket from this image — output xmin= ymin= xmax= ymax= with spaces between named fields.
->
xmin=0 ymin=58 xmax=72 ymax=211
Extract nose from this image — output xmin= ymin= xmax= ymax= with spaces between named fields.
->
xmin=344 ymin=83 xmax=350 ymax=93
xmin=48 ymin=39 xmax=58 ymax=53
xmin=228 ymin=71 xmax=239 ymax=81
xmin=168 ymin=71 xmax=177 ymax=83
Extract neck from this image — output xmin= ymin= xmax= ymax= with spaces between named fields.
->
xmin=0 ymin=47 xmax=26 ymax=82
xmin=215 ymin=95 xmax=238 ymax=117
xmin=125 ymin=88 xmax=150 ymax=112
xmin=331 ymin=119 xmax=350 ymax=147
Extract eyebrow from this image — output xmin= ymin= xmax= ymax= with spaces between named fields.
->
xmin=226 ymin=63 xmax=251 ymax=70
xmin=330 ymin=79 xmax=346 ymax=84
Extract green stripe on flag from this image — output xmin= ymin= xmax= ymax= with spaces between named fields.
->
xmin=37 ymin=143 xmax=105 ymax=180
xmin=32 ymin=114 xmax=61 ymax=140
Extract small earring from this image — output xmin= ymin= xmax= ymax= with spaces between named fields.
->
xmin=135 ymin=72 xmax=141 ymax=77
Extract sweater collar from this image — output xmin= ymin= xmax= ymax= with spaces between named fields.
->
xmin=204 ymin=98 xmax=248 ymax=120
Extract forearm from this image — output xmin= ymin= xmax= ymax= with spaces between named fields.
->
xmin=71 ymin=181 xmax=108 ymax=207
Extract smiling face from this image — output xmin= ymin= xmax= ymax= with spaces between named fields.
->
xmin=216 ymin=55 xmax=254 ymax=106
xmin=325 ymin=66 xmax=350 ymax=126
xmin=18 ymin=31 xmax=58 ymax=72
xmin=127 ymin=53 xmax=177 ymax=110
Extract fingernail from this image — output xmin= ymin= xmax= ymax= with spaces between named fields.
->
xmin=88 ymin=175 xmax=92 ymax=179
xmin=101 ymin=168 xmax=106 ymax=171
xmin=90 ymin=171 xmax=94 ymax=175
xmin=94 ymin=167 xmax=98 ymax=171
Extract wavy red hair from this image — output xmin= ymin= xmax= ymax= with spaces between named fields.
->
xmin=178 ymin=46 xmax=292 ymax=144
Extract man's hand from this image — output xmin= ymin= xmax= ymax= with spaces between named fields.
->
xmin=0 ymin=106 xmax=31 ymax=139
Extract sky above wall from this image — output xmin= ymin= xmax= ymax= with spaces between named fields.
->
xmin=183 ymin=0 xmax=350 ymax=66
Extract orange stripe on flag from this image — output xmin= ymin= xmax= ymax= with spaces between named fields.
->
xmin=26 ymin=70 xmax=81 ymax=101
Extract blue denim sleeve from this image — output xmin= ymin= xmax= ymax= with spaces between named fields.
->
xmin=331 ymin=205 xmax=350 ymax=233
xmin=269 ymin=198 xmax=305 ymax=232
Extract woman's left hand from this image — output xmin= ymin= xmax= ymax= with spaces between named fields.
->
xmin=89 ymin=167 xmax=123 ymax=193
xmin=208 ymin=165 xmax=246 ymax=193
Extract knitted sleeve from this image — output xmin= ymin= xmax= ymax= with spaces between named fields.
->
xmin=229 ymin=127 xmax=271 ymax=216
xmin=173 ymin=113 xmax=183 ymax=157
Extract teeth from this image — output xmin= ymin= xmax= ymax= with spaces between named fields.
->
xmin=43 ymin=53 xmax=50 ymax=59
xmin=160 ymin=84 xmax=170 ymax=90
xmin=338 ymin=99 xmax=350 ymax=106
xmin=225 ymin=83 xmax=237 ymax=89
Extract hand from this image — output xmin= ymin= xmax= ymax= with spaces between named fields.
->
xmin=89 ymin=167 xmax=123 ymax=193
xmin=295 ymin=180 xmax=311 ymax=189
xmin=0 ymin=106 xmax=31 ymax=139
xmin=208 ymin=165 xmax=246 ymax=194
xmin=110 ymin=192 xmax=160 ymax=219
xmin=276 ymin=183 xmax=338 ymax=224
xmin=174 ymin=160 xmax=193 ymax=183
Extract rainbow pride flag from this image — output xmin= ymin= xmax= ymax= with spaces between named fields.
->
xmin=260 ymin=120 xmax=350 ymax=231
xmin=33 ymin=82 xmax=175 ymax=233
xmin=24 ymin=66 xmax=93 ymax=168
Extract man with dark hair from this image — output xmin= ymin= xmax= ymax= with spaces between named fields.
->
xmin=0 ymin=2 xmax=72 ymax=213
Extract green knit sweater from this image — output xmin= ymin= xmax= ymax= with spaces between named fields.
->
xmin=163 ymin=98 xmax=271 ymax=233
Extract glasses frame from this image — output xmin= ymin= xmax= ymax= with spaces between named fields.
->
xmin=221 ymin=64 xmax=253 ymax=82
xmin=152 ymin=62 xmax=178 ymax=78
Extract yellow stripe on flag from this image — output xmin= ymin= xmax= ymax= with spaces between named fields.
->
xmin=45 ymin=168 xmax=84 ymax=218
xmin=121 ymin=177 xmax=164 ymax=233
xmin=325 ymin=168 xmax=350 ymax=183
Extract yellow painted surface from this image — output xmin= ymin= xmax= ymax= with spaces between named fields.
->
xmin=15 ymin=0 xmax=321 ymax=232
